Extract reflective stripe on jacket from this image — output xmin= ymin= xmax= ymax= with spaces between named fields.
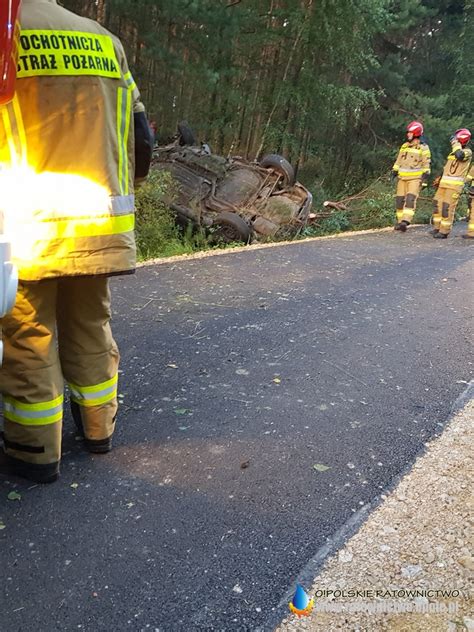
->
xmin=439 ymin=143 xmax=473 ymax=191
xmin=393 ymin=141 xmax=431 ymax=181
xmin=0 ymin=0 xmax=141 ymax=280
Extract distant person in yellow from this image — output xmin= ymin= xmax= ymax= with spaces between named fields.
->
xmin=392 ymin=121 xmax=431 ymax=232
xmin=465 ymin=164 xmax=474 ymax=240
xmin=432 ymin=129 xmax=472 ymax=239
xmin=0 ymin=0 xmax=153 ymax=483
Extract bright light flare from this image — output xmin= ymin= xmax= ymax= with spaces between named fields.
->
xmin=0 ymin=167 xmax=110 ymax=262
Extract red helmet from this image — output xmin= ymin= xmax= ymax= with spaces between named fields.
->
xmin=455 ymin=128 xmax=471 ymax=146
xmin=406 ymin=121 xmax=424 ymax=138
xmin=0 ymin=0 xmax=22 ymax=105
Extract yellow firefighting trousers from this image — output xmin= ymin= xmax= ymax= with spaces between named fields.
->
xmin=395 ymin=178 xmax=421 ymax=224
xmin=432 ymin=187 xmax=462 ymax=235
xmin=0 ymin=277 xmax=119 ymax=466
xmin=467 ymin=192 xmax=474 ymax=237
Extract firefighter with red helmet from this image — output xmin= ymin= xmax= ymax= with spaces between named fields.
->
xmin=0 ymin=0 xmax=153 ymax=483
xmin=432 ymin=129 xmax=473 ymax=239
xmin=392 ymin=121 xmax=431 ymax=232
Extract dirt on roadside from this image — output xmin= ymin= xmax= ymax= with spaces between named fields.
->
xmin=277 ymin=397 xmax=474 ymax=632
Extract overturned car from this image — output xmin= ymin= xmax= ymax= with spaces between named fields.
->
xmin=152 ymin=124 xmax=313 ymax=243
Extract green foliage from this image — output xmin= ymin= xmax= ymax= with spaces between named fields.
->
xmin=134 ymin=171 xmax=191 ymax=259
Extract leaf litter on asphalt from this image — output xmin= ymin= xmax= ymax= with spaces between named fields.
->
xmin=313 ymin=463 xmax=331 ymax=472
xmin=7 ymin=491 xmax=21 ymax=501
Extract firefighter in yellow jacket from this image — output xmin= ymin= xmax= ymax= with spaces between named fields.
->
xmin=0 ymin=0 xmax=153 ymax=483
xmin=392 ymin=121 xmax=431 ymax=232
xmin=465 ymin=164 xmax=474 ymax=240
xmin=432 ymin=129 xmax=472 ymax=239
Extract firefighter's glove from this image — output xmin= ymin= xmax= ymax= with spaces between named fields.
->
xmin=391 ymin=170 xmax=398 ymax=183
xmin=421 ymin=173 xmax=429 ymax=188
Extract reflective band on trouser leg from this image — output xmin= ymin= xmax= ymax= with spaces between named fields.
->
xmin=69 ymin=375 xmax=118 ymax=408
xmin=440 ymin=219 xmax=453 ymax=234
xmin=402 ymin=208 xmax=415 ymax=223
xmin=68 ymin=375 xmax=118 ymax=441
xmin=3 ymin=395 xmax=63 ymax=425
xmin=3 ymin=395 xmax=63 ymax=465
xmin=402 ymin=183 xmax=419 ymax=223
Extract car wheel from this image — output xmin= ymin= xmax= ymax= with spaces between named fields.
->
xmin=260 ymin=154 xmax=296 ymax=186
xmin=212 ymin=212 xmax=251 ymax=244
xmin=177 ymin=121 xmax=197 ymax=146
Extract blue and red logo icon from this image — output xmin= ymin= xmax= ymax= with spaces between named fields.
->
xmin=289 ymin=584 xmax=314 ymax=617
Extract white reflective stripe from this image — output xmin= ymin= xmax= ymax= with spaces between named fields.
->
xmin=3 ymin=394 xmax=64 ymax=425
xmin=68 ymin=375 xmax=118 ymax=407
xmin=109 ymin=194 xmax=135 ymax=214
xmin=4 ymin=400 xmax=63 ymax=420
xmin=69 ymin=381 xmax=117 ymax=402
xmin=440 ymin=175 xmax=465 ymax=184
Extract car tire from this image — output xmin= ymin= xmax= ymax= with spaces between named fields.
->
xmin=177 ymin=121 xmax=197 ymax=146
xmin=260 ymin=154 xmax=296 ymax=186
xmin=212 ymin=212 xmax=251 ymax=244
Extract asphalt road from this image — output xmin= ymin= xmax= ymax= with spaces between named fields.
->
xmin=1 ymin=225 xmax=473 ymax=631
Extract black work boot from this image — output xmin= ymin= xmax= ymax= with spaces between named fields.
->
xmin=394 ymin=223 xmax=402 ymax=231
xmin=399 ymin=221 xmax=409 ymax=232
xmin=4 ymin=454 xmax=59 ymax=484
xmin=462 ymin=234 xmax=474 ymax=240
xmin=433 ymin=232 xmax=448 ymax=239
xmin=430 ymin=228 xmax=439 ymax=235
xmin=70 ymin=401 xmax=113 ymax=454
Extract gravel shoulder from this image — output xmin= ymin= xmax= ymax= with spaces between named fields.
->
xmin=276 ymin=393 xmax=474 ymax=632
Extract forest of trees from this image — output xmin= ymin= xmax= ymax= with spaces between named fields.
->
xmin=63 ymin=0 xmax=473 ymax=196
